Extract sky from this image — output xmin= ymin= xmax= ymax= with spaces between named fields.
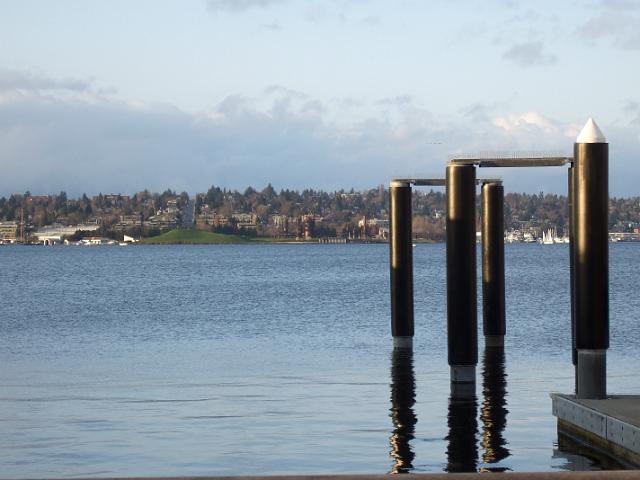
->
xmin=0 ymin=0 xmax=639 ymax=197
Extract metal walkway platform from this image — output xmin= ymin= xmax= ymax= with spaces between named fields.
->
xmin=552 ymin=394 xmax=640 ymax=467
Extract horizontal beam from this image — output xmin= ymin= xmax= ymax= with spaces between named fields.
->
xmin=450 ymin=157 xmax=573 ymax=168
xmin=392 ymin=178 xmax=501 ymax=187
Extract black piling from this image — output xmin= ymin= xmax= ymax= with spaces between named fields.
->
xmin=568 ymin=166 xmax=578 ymax=393
xmin=481 ymin=182 xmax=505 ymax=347
xmin=446 ymin=164 xmax=477 ymax=390
xmin=389 ymin=180 xmax=414 ymax=347
xmin=573 ymin=120 xmax=609 ymax=399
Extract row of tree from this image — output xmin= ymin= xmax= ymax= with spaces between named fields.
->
xmin=1 ymin=186 xmax=639 ymax=237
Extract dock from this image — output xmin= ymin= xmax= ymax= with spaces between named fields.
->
xmin=552 ymin=394 xmax=640 ymax=466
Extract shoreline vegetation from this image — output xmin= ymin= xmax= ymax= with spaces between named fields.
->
xmin=142 ymin=228 xmax=256 ymax=245
xmin=139 ymin=228 xmax=325 ymax=245
xmin=2 ymin=186 xmax=640 ymax=246
xmin=142 ymin=228 xmax=393 ymax=245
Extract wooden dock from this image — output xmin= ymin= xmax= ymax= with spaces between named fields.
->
xmin=552 ymin=394 xmax=640 ymax=467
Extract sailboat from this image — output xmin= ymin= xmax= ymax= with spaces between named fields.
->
xmin=540 ymin=228 xmax=555 ymax=245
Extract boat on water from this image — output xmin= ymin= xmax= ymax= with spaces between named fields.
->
xmin=540 ymin=228 xmax=555 ymax=244
xmin=539 ymin=228 xmax=569 ymax=244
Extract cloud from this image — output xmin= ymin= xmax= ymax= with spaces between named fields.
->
xmin=261 ymin=20 xmax=283 ymax=30
xmin=1 ymin=69 xmax=638 ymax=197
xmin=601 ymin=0 xmax=640 ymax=11
xmin=0 ymin=68 xmax=92 ymax=93
xmin=577 ymin=11 xmax=640 ymax=50
xmin=501 ymin=41 xmax=557 ymax=67
xmin=207 ymin=0 xmax=377 ymax=26
xmin=622 ymin=100 xmax=640 ymax=125
xmin=207 ymin=0 xmax=288 ymax=13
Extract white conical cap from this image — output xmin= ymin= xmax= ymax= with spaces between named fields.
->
xmin=576 ymin=117 xmax=607 ymax=143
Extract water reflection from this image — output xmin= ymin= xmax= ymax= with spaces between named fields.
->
xmin=480 ymin=346 xmax=510 ymax=471
xmin=554 ymin=431 xmax=626 ymax=470
xmin=445 ymin=388 xmax=478 ymax=472
xmin=445 ymin=345 xmax=510 ymax=473
xmin=389 ymin=346 xmax=417 ymax=474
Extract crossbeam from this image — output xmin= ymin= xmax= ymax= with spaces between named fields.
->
xmin=449 ymin=157 xmax=573 ymax=168
xmin=392 ymin=177 xmax=502 ymax=186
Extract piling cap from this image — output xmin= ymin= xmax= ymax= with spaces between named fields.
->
xmin=576 ymin=118 xmax=607 ymax=143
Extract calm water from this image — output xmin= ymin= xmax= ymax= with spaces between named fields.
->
xmin=1 ymin=243 xmax=639 ymax=477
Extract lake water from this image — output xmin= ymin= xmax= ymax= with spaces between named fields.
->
xmin=1 ymin=243 xmax=639 ymax=477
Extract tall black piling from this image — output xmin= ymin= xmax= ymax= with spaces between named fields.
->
xmin=389 ymin=180 xmax=414 ymax=348
xmin=568 ymin=166 xmax=578 ymax=392
xmin=446 ymin=164 xmax=477 ymax=393
xmin=573 ymin=118 xmax=609 ymax=399
xmin=481 ymin=182 xmax=505 ymax=347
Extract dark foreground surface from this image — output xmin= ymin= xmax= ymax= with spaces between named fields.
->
xmin=28 ymin=472 xmax=640 ymax=480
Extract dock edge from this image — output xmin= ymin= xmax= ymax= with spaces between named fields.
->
xmin=551 ymin=393 xmax=640 ymax=467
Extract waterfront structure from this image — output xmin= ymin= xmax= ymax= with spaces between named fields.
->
xmin=33 ymin=224 xmax=100 ymax=245
xmin=0 ymin=221 xmax=18 ymax=242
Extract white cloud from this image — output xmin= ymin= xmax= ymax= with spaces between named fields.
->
xmin=502 ymin=41 xmax=557 ymax=67
xmin=577 ymin=6 xmax=640 ymax=50
xmin=207 ymin=0 xmax=288 ymax=14
xmin=0 ymin=69 xmax=638 ymax=197
xmin=493 ymin=112 xmax=559 ymax=135
xmin=0 ymin=68 xmax=92 ymax=93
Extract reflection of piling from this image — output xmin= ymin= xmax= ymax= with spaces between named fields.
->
xmin=481 ymin=183 xmax=505 ymax=347
xmin=573 ymin=119 xmax=608 ymax=399
xmin=389 ymin=181 xmax=414 ymax=347
xmin=389 ymin=346 xmax=417 ymax=474
xmin=446 ymin=164 xmax=477 ymax=388
xmin=481 ymin=346 xmax=510 ymax=469
xmin=446 ymin=392 xmax=478 ymax=473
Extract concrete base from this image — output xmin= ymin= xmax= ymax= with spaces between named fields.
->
xmin=393 ymin=336 xmax=413 ymax=349
xmin=577 ymin=349 xmax=606 ymax=399
xmin=484 ymin=335 xmax=504 ymax=347
xmin=551 ymin=393 xmax=640 ymax=467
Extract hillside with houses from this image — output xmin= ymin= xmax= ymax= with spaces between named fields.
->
xmin=1 ymin=185 xmax=640 ymax=244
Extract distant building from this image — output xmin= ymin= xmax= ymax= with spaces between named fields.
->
xmin=232 ymin=213 xmax=258 ymax=230
xmin=33 ymin=224 xmax=100 ymax=244
xmin=0 ymin=222 xmax=18 ymax=242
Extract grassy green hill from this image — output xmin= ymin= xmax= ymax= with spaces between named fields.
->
xmin=143 ymin=229 xmax=254 ymax=245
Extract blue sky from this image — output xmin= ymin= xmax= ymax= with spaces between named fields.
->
xmin=1 ymin=0 xmax=639 ymax=196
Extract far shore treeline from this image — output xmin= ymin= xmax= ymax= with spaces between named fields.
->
xmin=1 ymin=185 xmax=640 ymax=243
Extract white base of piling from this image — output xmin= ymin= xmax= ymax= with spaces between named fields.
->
xmin=393 ymin=336 xmax=413 ymax=349
xmin=577 ymin=349 xmax=606 ymax=399
xmin=484 ymin=335 xmax=504 ymax=347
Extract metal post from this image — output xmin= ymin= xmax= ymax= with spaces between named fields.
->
xmin=574 ymin=118 xmax=608 ymax=399
xmin=568 ymin=166 xmax=577 ymax=393
xmin=389 ymin=180 xmax=414 ymax=348
xmin=482 ymin=182 xmax=505 ymax=347
xmin=446 ymin=164 xmax=477 ymax=391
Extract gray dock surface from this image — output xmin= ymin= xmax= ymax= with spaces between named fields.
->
xmin=552 ymin=394 xmax=640 ymax=466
